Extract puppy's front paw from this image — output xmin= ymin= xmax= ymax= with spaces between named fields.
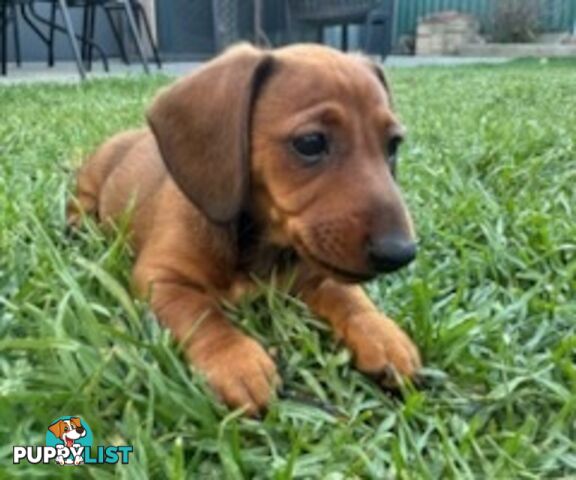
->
xmin=192 ymin=333 xmax=280 ymax=416
xmin=344 ymin=313 xmax=421 ymax=387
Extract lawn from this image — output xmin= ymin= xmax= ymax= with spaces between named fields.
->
xmin=1 ymin=60 xmax=575 ymax=479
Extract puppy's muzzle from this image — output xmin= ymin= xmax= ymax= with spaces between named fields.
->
xmin=366 ymin=234 xmax=417 ymax=273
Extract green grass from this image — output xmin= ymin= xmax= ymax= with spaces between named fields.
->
xmin=1 ymin=61 xmax=575 ymax=479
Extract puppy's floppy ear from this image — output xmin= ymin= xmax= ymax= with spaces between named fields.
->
xmin=48 ymin=420 xmax=64 ymax=439
xmin=147 ymin=44 xmax=274 ymax=223
xmin=350 ymin=54 xmax=394 ymax=107
xmin=70 ymin=417 xmax=82 ymax=428
xmin=371 ymin=65 xmax=394 ymax=106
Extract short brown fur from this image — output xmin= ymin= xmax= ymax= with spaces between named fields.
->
xmin=68 ymin=44 xmax=421 ymax=415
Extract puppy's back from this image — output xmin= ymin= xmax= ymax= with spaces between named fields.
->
xmin=68 ymin=129 xmax=166 ymax=229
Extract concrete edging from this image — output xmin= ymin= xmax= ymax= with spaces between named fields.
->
xmin=459 ymin=43 xmax=576 ymax=57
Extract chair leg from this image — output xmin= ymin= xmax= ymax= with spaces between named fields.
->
xmin=87 ymin=4 xmax=96 ymax=71
xmin=48 ymin=0 xmax=56 ymax=67
xmin=29 ymin=0 xmax=107 ymax=74
xmin=135 ymin=3 xmax=161 ymax=69
xmin=121 ymin=0 xmax=149 ymax=73
xmin=20 ymin=2 xmax=52 ymax=66
xmin=364 ymin=9 xmax=391 ymax=58
xmin=284 ymin=1 xmax=294 ymax=43
xmin=342 ymin=23 xmax=348 ymax=51
xmin=103 ymin=6 xmax=130 ymax=65
xmin=10 ymin=3 xmax=21 ymax=67
xmin=1 ymin=2 xmax=7 ymax=75
xmin=56 ymin=0 xmax=86 ymax=80
xmin=364 ymin=18 xmax=372 ymax=53
xmin=81 ymin=5 xmax=89 ymax=65
xmin=81 ymin=4 xmax=97 ymax=71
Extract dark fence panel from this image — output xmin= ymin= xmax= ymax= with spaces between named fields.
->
xmin=540 ymin=0 xmax=576 ymax=30
xmin=394 ymin=0 xmax=576 ymax=45
xmin=156 ymin=0 xmax=215 ymax=59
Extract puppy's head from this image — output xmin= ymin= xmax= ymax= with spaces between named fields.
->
xmin=148 ymin=43 xmax=415 ymax=282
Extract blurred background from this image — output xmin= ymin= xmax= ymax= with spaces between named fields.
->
xmin=1 ymin=0 xmax=575 ymax=78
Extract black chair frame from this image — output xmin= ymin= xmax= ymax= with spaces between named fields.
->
xmin=1 ymin=0 xmax=22 ymax=74
xmin=81 ymin=0 xmax=161 ymax=71
xmin=2 ymin=0 xmax=159 ymax=79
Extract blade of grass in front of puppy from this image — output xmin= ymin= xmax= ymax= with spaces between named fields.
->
xmin=218 ymin=411 xmax=247 ymax=480
xmin=25 ymin=211 xmax=104 ymax=344
xmin=74 ymin=256 xmax=139 ymax=324
xmin=169 ymin=436 xmax=184 ymax=480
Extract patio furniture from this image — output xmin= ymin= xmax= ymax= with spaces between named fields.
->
xmin=23 ymin=0 xmax=98 ymax=75
xmin=99 ymin=0 xmax=161 ymax=68
xmin=0 ymin=2 xmax=5 ymax=74
xmin=2 ymin=0 xmax=86 ymax=77
xmin=286 ymin=0 xmax=391 ymax=53
xmin=72 ymin=0 xmax=161 ymax=72
xmin=2 ymin=0 xmax=159 ymax=79
xmin=0 ymin=0 xmax=87 ymax=78
xmin=0 ymin=0 xmax=22 ymax=75
xmin=38 ymin=0 xmax=155 ymax=73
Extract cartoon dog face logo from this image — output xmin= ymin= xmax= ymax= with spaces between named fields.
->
xmin=48 ymin=417 xmax=86 ymax=465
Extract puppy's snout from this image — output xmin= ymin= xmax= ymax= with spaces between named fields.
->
xmin=366 ymin=234 xmax=417 ymax=273
xmin=75 ymin=427 xmax=85 ymax=434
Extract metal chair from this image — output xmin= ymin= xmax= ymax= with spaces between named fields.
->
xmin=104 ymin=0 xmax=161 ymax=68
xmin=285 ymin=0 xmax=390 ymax=53
xmin=11 ymin=0 xmax=87 ymax=78
xmin=79 ymin=0 xmax=161 ymax=72
xmin=1 ymin=0 xmax=23 ymax=75
xmin=2 ymin=0 xmax=87 ymax=78
xmin=15 ymin=0 xmax=158 ymax=77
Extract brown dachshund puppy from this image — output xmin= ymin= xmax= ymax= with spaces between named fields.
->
xmin=68 ymin=43 xmax=421 ymax=415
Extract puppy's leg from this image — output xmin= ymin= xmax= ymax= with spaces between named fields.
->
xmin=133 ymin=253 xmax=279 ymax=415
xmin=301 ymin=279 xmax=420 ymax=386
xmin=66 ymin=157 xmax=103 ymax=227
xmin=67 ymin=130 xmax=146 ymax=227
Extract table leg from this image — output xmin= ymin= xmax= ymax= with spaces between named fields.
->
xmin=10 ymin=3 xmax=21 ymax=67
xmin=48 ymin=0 xmax=56 ymax=66
xmin=56 ymin=0 xmax=86 ymax=80
xmin=1 ymin=1 xmax=7 ymax=75
xmin=122 ymin=0 xmax=149 ymax=74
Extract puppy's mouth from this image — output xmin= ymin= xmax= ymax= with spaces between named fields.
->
xmin=294 ymin=237 xmax=375 ymax=283
xmin=65 ymin=438 xmax=74 ymax=448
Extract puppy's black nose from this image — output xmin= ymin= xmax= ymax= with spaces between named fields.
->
xmin=76 ymin=427 xmax=85 ymax=434
xmin=366 ymin=234 xmax=417 ymax=273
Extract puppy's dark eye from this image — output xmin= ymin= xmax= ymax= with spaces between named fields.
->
xmin=387 ymin=136 xmax=403 ymax=177
xmin=387 ymin=136 xmax=403 ymax=158
xmin=292 ymin=133 xmax=329 ymax=164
